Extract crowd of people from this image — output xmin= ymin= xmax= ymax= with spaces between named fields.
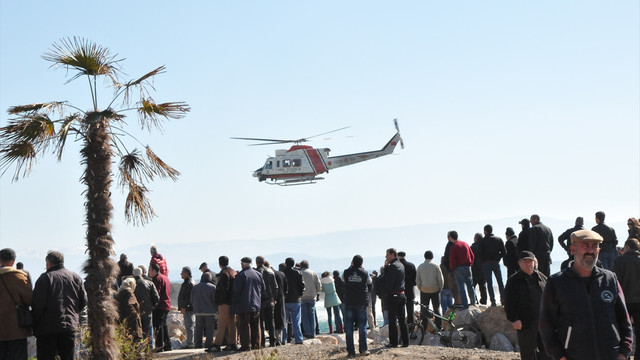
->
xmin=1 ymin=211 xmax=639 ymax=360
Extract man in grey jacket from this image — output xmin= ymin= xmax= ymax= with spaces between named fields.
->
xmin=415 ymin=250 xmax=444 ymax=328
xmin=299 ymin=260 xmax=321 ymax=339
xmin=192 ymin=272 xmax=217 ymax=350
xmin=132 ymin=267 xmax=159 ymax=341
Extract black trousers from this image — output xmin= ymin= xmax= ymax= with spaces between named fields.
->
xmin=387 ymin=293 xmax=409 ymax=346
xmin=420 ymin=291 xmax=441 ymax=328
xmin=0 ymin=339 xmax=27 ymax=360
xmin=260 ymin=302 xmax=276 ymax=347
xmin=517 ymin=321 xmax=549 ymax=360
xmin=36 ymin=331 xmax=75 ymax=360
xmin=237 ymin=311 xmax=261 ymax=350
xmin=628 ymin=302 xmax=640 ymax=359
xmin=152 ymin=309 xmax=171 ymax=351
xmin=405 ymin=294 xmax=415 ymax=324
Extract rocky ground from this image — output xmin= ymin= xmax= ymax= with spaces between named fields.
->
xmin=155 ymin=342 xmax=522 ymax=360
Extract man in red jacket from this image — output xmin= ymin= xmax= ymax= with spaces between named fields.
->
xmin=149 ymin=246 xmax=168 ymax=277
xmin=447 ymin=231 xmax=475 ymax=308
xmin=150 ymin=263 xmax=171 ymax=352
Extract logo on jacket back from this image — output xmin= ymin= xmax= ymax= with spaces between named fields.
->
xmin=601 ymin=290 xmax=614 ymax=303
xmin=348 ymin=274 xmax=363 ymax=283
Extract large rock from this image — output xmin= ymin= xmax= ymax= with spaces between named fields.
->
xmin=475 ymin=306 xmax=516 ymax=347
xmin=451 ymin=305 xmax=485 ymax=328
xmin=489 ymin=332 xmax=515 ymax=352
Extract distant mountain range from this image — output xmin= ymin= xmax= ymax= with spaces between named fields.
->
xmin=15 ymin=216 xmax=629 ymax=282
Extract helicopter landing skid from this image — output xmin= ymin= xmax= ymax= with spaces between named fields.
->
xmin=266 ymin=177 xmax=325 ymax=186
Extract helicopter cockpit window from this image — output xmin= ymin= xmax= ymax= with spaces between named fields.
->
xmin=283 ymin=159 xmax=291 ymax=168
xmin=265 ymin=161 xmax=273 ymax=170
xmin=292 ymin=159 xmax=302 ymax=167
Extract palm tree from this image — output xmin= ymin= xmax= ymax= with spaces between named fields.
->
xmin=0 ymin=37 xmax=190 ymax=359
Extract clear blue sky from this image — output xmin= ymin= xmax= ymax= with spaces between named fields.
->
xmin=1 ymin=1 xmax=638 ymax=262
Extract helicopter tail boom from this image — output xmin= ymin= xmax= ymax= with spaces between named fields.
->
xmin=326 ymin=131 xmax=402 ymax=170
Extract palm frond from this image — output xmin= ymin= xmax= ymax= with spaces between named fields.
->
xmin=43 ymin=37 xmax=122 ymax=83
xmin=0 ymin=141 xmax=37 ymax=181
xmin=1 ymin=116 xmax=56 ymax=148
xmin=145 ymin=146 xmax=180 ymax=181
xmin=118 ymin=149 xmax=154 ymax=187
xmin=56 ymin=114 xmax=82 ymax=160
xmin=137 ymin=99 xmax=190 ymax=131
xmin=7 ymin=101 xmax=67 ymax=115
xmin=124 ymin=178 xmax=156 ymax=226
xmin=119 ymin=66 xmax=165 ymax=106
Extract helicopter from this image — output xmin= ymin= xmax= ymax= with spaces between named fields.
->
xmin=232 ymin=120 xmax=404 ymax=185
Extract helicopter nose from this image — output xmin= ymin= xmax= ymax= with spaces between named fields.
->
xmin=252 ymin=167 xmax=263 ymax=178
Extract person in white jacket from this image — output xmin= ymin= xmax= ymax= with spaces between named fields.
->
xmin=415 ymin=250 xmax=444 ymax=328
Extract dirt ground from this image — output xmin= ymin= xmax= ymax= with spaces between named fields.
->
xmin=155 ymin=343 xmax=522 ymax=360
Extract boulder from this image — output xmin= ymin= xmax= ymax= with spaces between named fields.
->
xmin=489 ymin=332 xmax=515 ymax=352
xmin=451 ymin=305 xmax=485 ymax=328
xmin=315 ymin=335 xmax=339 ymax=345
xmin=475 ymin=306 xmax=517 ymax=347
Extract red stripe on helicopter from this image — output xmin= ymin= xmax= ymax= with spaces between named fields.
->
xmin=305 ymin=149 xmax=327 ymax=174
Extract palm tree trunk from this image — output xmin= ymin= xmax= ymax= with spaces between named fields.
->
xmin=81 ymin=121 xmax=120 ymax=360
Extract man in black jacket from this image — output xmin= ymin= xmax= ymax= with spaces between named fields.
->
xmin=178 ymin=266 xmax=195 ymax=348
xmin=613 ymin=238 xmax=640 ymax=359
xmin=504 ymin=227 xmax=519 ymax=278
xmin=479 ymin=224 xmax=506 ymax=306
xmin=504 ymin=251 xmax=548 ymax=360
xmin=283 ymin=257 xmax=304 ymax=344
xmin=343 ymin=255 xmax=371 ymax=357
xmin=397 ymin=251 xmax=416 ymax=324
xmin=539 ymin=230 xmax=632 ymax=360
xmin=470 ymin=233 xmax=487 ymax=305
xmin=211 ymin=256 xmax=237 ymax=351
xmin=32 ymin=251 xmax=87 ymax=360
xmin=592 ymin=211 xmax=618 ymax=270
xmin=272 ymin=263 xmax=288 ymax=345
xmin=379 ymin=248 xmax=409 ymax=347
xmin=255 ymin=256 xmax=278 ymax=347
xmin=529 ymin=214 xmax=554 ymax=277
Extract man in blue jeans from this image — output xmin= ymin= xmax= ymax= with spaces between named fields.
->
xmin=342 ymin=255 xmax=371 ymax=358
xmin=299 ymin=260 xmax=321 ymax=339
xmin=447 ymin=231 xmax=475 ymax=307
xmin=283 ymin=258 xmax=304 ymax=344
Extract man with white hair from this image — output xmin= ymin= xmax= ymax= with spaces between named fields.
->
xmin=132 ymin=267 xmax=159 ymax=340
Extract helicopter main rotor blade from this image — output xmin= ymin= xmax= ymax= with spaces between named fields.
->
xmin=230 ymin=137 xmax=294 ymax=143
xmin=304 ymin=126 xmax=351 ymax=141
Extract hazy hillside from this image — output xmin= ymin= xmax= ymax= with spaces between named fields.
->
xmin=12 ymin=216 xmax=629 ymax=281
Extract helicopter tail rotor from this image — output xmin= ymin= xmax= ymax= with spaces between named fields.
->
xmin=394 ymin=118 xmax=404 ymax=149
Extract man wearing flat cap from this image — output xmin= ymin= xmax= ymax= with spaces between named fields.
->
xmin=504 ymin=251 xmax=548 ymax=360
xmin=539 ymin=230 xmax=633 ymax=360
xmin=232 ymin=257 xmax=265 ymax=351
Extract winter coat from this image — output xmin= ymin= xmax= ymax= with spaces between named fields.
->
xmin=284 ymin=267 xmax=304 ymax=303
xmin=273 ymin=269 xmax=287 ymax=329
xmin=32 ymin=265 xmax=87 ymax=336
xmin=529 ymin=222 xmax=554 ymax=258
xmin=479 ymin=234 xmax=506 ymax=262
xmin=343 ymin=266 xmax=370 ymax=307
xmin=191 ymin=281 xmax=217 ymax=315
xmin=116 ymin=287 xmax=143 ymax=339
xmin=504 ymin=269 xmax=546 ymax=329
xmin=539 ymin=266 xmax=633 ymax=360
xmin=592 ymin=223 xmax=618 ymax=252
xmin=149 ymin=254 xmax=168 ymax=276
xmin=215 ymin=266 xmax=237 ymax=306
xmin=379 ymin=258 xmax=405 ymax=295
xmin=232 ymin=266 xmax=264 ymax=314
xmin=320 ymin=276 xmax=341 ymax=308
xmin=152 ymin=273 xmax=171 ymax=311
xmin=178 ymin=277 xmax=194 ymax=311
xmin=399 ymin=258 xmax=417 ymax=299
xmin=415 ymin=259 xmax=444 ymax=294
xmin=301 ymin=268 xmax=321 ymax=301
xmin=613 ymin=250 xmax=640 ymax=304
xmin=0 ymin=267 xmax=33 ymax=340
xmin=255 ymin=265 xmax=278 ymax=303
xmin=133 ymin=276 xmax=159 ymax=316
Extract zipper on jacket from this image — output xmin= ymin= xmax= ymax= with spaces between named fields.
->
xmin=564 ymin=326 xmax=572 ymax=350
xmin=611 ymin=324 xmax=620 ymax=342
